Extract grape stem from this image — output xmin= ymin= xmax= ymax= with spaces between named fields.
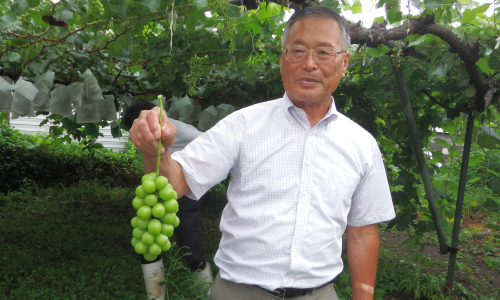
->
xmin=156 ymin=95 xmax=164 ymax=177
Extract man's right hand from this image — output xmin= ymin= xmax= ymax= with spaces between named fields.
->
xmin=129 ymin=107 xmax=177 ymax=158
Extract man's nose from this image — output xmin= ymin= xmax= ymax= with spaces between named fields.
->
xmin=302 ymin=51 xmax=317 ymax=70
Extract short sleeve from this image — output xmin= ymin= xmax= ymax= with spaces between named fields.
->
xmin=171 ymin=113 xmax=242 ymax=200
xmin=347 ymin=140 xmax=395 ymax=226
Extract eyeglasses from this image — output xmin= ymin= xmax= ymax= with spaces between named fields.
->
xmin=284 ymin=45 xmax=346 ymax=64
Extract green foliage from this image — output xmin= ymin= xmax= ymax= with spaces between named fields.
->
xmin=1 ymin=0 xmax=499 ymax=245
xmin=0 ymin=181 xmax=210 ymax=299
xmin=0 ymin=120 xmax=142 ymax=193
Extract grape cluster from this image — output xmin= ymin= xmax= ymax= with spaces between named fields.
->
xmin=131 ymin=172 xmax=180 ymax=262
xmin=89 ymin=0 xmax=105 ymax=16
xmin=185 ymin=56 xmax=203 ymax=95
xmin=18 ymin=13 xmax=31 ymax=27
xmin=130 ymin=44 xmax=144 ymax=63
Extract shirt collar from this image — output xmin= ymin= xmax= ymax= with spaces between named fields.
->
xmin=282 ymin=92 xmax=339 ymax=125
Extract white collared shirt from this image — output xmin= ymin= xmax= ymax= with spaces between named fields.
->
xmin=172 ymin=93 xmax=395 ymax=290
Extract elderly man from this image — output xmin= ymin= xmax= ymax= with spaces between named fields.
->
xmin=130 ymin=6 xmax=395 ymax=300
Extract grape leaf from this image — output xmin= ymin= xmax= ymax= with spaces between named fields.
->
xmin=465 ymin=86 xmax=475 ymax=97
xmin=460 ymin=9 xmax=476 ymax=24
xmin=136 ymin=0 xmax=161 ymax=11
xmin=490 ymin=179 xmax=500 ymax=195
xmin=351 ymin=0 xmax=362 ymax=14
xmin=433 ymin=138 xmax=450 ymax=147
xmin=82 ymin=123 xmax=99 ymax=137
xmin=26 ymin=0 xmax=40 ymax=7
xmin=63 ymin=0 xmax=81 ymax=12
xmin=10 ymin=0 xmax=29 ymax=16
xmin=31 ymin=14 xmax=49 ymax=27
xmin=194 ymin=0 xmax=208 ymax=8
xmin=0 ymin=11 xmax=18 ymax=30
xmin=468 ymin=155 xmax=481 ymax=167
xmin=477 ymin=135 xmax=500 ymax=149
xmin=1 ymin=52 xmax=22 ymax=64
xmin=482 ymin=198 xmax=500 ymax=213
xmin=472 ymin=3 xmax=491 ymax=14
xmin=476 ymin=58 xmax=494 ymax=75
xmin=366 ymin=45 xmax=390 ymax=57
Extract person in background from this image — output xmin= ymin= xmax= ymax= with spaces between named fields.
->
xmin=124 ymin=101 xmax=213 ymax=284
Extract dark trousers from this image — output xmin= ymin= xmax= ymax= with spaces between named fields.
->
xmin=176 ymin=195 xmax=206 ymax=271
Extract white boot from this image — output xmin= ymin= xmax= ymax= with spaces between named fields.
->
xmin=142 ymin=259 xmax=165 ymax=300
xmin=195 ymin=262 xmax=213 ymax=284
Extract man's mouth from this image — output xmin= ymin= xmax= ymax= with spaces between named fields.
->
xmin=298 ymin=77 xmax=319 ymax=85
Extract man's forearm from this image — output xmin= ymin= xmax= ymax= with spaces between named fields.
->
xmin=346 ymin=224 xmax=380 ymax=300
xmin=143 ymin=148 xmax=190 ymax=198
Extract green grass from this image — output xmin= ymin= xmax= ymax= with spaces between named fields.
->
xmin=0 ymin=181 xmax=209 ymax=300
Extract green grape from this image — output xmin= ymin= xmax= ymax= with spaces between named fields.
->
xmin=161 ymin=223 xmax=174 ymax=237
xmin=144 ymin=194 xmax=158 ymax=206
xmin=149 ymin=242 xmax=162 ymax=256
xmin=131 ymin=216 xmax=139 ymax=228
xmin=172 ymin=216 xmax=180 ymax=228
xmin=133 ymin=228 xmax=147 ymax=239
xmin=148 ymin=219 xmax=162 ymax=235
xmin=135 ymin=241 xmax=148 ymax=254
xmin=131 ymin=237 xmax=141 ymax=247
xmin=152 ymin=203 xmax=166 ymax=218
xmin=142 ymin=174 xmax=154 ymax=183
xmin=19 ymin=13 xmax=30 ymax=27
xmin=155 ymin=176 xmax=168 ymax=190
xmin=132 ymin=196 xmax=145 ymax=209
xmin=137 ymin=217 xmax=151 ymax=230
xmin=143 ymin=252 xmax=157 ymax=261
xmin=161 ymin=240 xmax=171 ymax=251
xmin=135 ymin=185 xmax=148 ymax=198
xmin=142 ymin=231 xmax=155 ymax=245
xmin=160 ymin=212 xmax=176 ymax=225
xmin=142 ymin=180 xmax=156 ymax=194
xmin=137 ymin=205 xmax=152 ymax=220
xmin=163 ymin=199 xmax=178 ymax=213
xmin=155 ymin=233 xmax=169 ymax=246
xmin=89 ymin=0 xmax=105 ymax=17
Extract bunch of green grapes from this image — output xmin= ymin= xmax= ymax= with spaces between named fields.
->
xmin=18 ymin=13 xmax=31 ymax=27
xmin=89 ymin=0 xmax=105 ymax=16
xmin=131 ymin=172 xmax=180 ymax=261
xmin=184 ymin=56 xmax=203 ymax=95
xmin=130 ymin=44 xmax=144 ymax=63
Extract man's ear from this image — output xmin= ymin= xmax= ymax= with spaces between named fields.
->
xmin=342 ymin=52 xmax=350 ymax=73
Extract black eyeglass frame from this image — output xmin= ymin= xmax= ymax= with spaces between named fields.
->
xmin=283 ymin=46 xmax=347 ymax=64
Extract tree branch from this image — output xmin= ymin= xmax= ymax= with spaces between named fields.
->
xmin=349 ymin=14 xmax=487 ymax=111
xmin=419 ymin=89 xmax=449 ymax=110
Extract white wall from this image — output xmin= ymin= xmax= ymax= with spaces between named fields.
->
xmin=8 ymin=115 xmax=130 ymax=152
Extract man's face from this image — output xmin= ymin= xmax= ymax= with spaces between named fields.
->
xmin=280 ymin=17 xmax=349 ymax=107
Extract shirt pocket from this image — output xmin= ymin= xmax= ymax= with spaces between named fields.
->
xmin=325 ymin=170 xmax=361 ymax=221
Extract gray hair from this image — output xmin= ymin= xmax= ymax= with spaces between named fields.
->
xmin=281 ymin=6 xmax=351 ymax=51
